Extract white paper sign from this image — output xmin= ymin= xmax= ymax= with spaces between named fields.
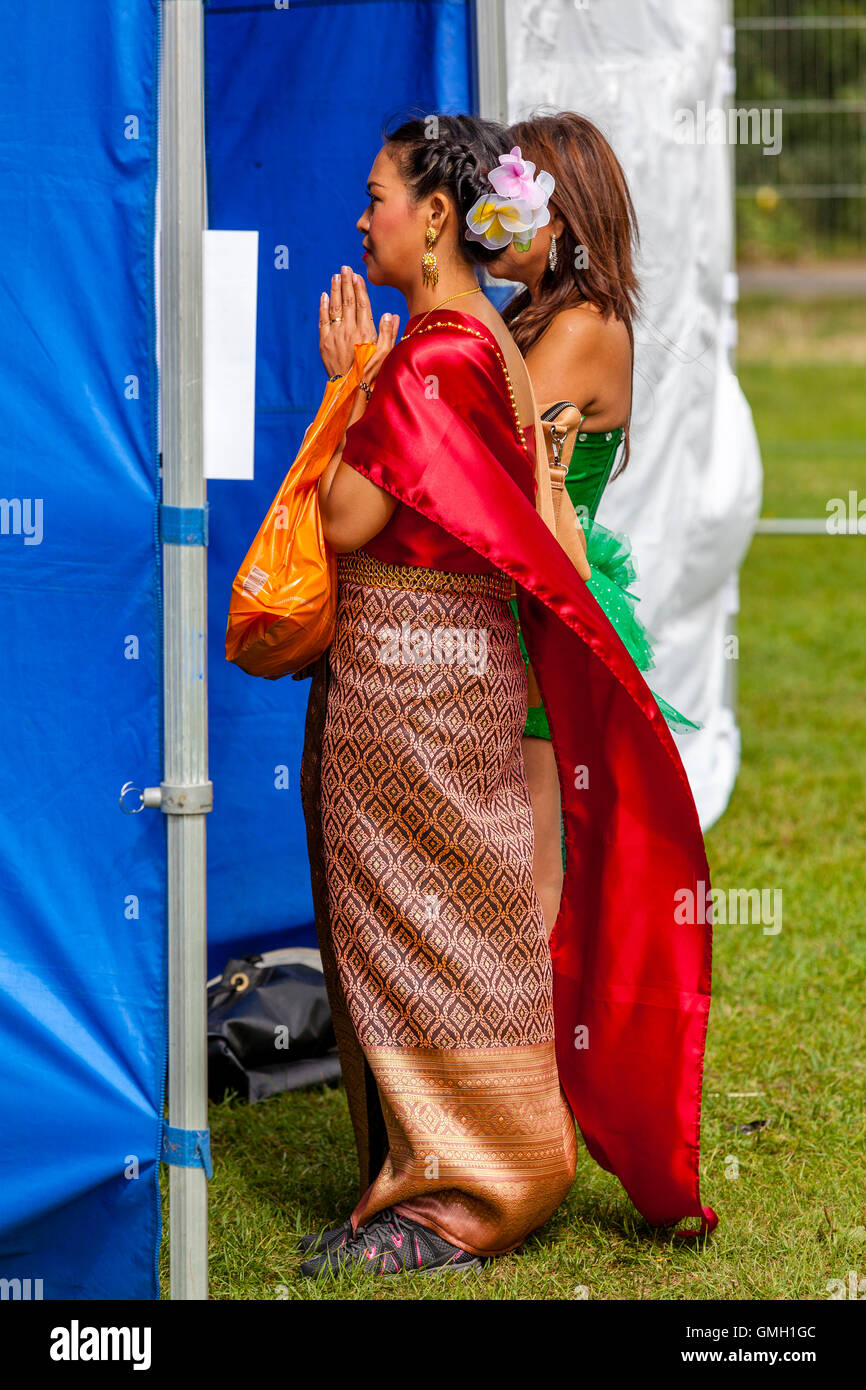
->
xmin=203 ymin=229 xmax=258 ymax=480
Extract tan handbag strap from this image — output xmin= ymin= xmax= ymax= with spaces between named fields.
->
xmin=524 ymin=364 xmax=589 ymax=580
xmin=524 ymin=371 xmax=558 ymax=537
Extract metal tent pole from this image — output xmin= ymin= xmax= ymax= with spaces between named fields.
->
xmin=473 ymin=0 xmax=512 ymax=303
xmin=159 ymin=0 xmax=210 ymax=1301
xmin=472 ymin=0 xmax=508 ymax=124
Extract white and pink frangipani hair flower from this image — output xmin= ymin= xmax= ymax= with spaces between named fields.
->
xmin=465 ymin=146 xmax=555 ymax=252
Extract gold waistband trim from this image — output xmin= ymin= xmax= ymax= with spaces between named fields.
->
xmin=337 ymin=548 xmax=516 ymax=601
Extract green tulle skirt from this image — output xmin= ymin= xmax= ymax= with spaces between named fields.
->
xmin=511 ymin=516 xmax=701 ymax=741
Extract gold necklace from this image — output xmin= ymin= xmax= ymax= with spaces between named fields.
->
xmin=401 ymin=286 xmax=483 ymax=340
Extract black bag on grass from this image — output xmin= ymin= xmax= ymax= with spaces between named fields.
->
xmin=207 ymin=948 xmax=341 ymax=1103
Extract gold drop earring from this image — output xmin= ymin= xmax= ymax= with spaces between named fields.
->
xmin=421 ymin=225 xmax=439 ymax=288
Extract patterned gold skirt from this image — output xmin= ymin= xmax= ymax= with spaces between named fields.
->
xmin=299 ymin=549 xmax=576 ymax=1257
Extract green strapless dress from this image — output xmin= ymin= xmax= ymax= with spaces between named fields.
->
xmin=511 ymin=425 xmax=699 ymax=742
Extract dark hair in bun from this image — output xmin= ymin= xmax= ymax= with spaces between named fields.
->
xmin=382 ymin=112 xmax=508 ymax=267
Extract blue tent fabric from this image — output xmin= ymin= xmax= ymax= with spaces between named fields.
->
xmin=0 ymin=0 xmax=474 ymax=1299
xmin=0 ymin=0 xmax=165 ymax=1299
xmin=203 ymin=0 xmax=474 ymax=974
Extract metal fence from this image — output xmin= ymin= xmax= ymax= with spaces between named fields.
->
xmin=734 ymin=1 xmax=866 ymax=257
xmin=733 ymin=2 xmax=865 ymax=541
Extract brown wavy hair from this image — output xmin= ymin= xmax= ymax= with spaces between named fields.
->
xmin=502 ymin=113 xmax=640 ymax=473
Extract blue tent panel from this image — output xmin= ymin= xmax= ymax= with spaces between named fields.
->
xmin=0 ymin=0 xmax=165 ymax=1299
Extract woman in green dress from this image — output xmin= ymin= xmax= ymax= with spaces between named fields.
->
xmin=486 ymin=112 xmax=697 ymax=933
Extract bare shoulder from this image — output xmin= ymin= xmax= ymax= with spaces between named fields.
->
xmin=525 ymin=302 xmax=632 ymax=424
xmin=530 ymin=302 xmax=630 ymax=362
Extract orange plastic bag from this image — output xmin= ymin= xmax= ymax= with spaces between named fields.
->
xmin=225 ymin=341 xmax=376 ymax=680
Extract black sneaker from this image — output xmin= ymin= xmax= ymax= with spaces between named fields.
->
xmin=299 ymin=1207 xmax=484 ymax=1278
xmin=297 ymin=1217 xmax=354 ymax=1254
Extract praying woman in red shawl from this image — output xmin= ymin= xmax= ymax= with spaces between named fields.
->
xmin=296 ymin=114 xmax=716 ymax=1279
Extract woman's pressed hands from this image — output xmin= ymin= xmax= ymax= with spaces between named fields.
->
xmin=317 ymin=302 xmax=401 ymax=551
xmin=360 ymin=309 xmax=401 ymax=388
xmin=319 ymin=267 xmax=377 ymax=376
xmin=320 ymin=306 xmax=400 ymax=502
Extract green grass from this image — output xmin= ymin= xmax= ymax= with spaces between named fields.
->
xmin=737 ymin=294 xmax=866 ymax=517
xmin=160 ymin=297 xmax=866 ymax=1299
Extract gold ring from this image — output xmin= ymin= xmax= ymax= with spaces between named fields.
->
xmin=330 ymin=314 xmax=342 ymax=324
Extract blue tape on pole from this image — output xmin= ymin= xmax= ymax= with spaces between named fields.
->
xmin=160 ymin=502 xmax=209 ymax=545
xmin=161 ymin=1123 xmax=213 ymax=1179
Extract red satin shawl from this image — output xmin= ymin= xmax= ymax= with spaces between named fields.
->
xmin=340 ymin=310 xmax=717 ymax=1237
xmin=362 ymin=390 xmax=536 ymax=571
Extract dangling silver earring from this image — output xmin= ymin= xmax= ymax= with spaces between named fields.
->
xmin=548 ymin=234 xmax=558 ymax=271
